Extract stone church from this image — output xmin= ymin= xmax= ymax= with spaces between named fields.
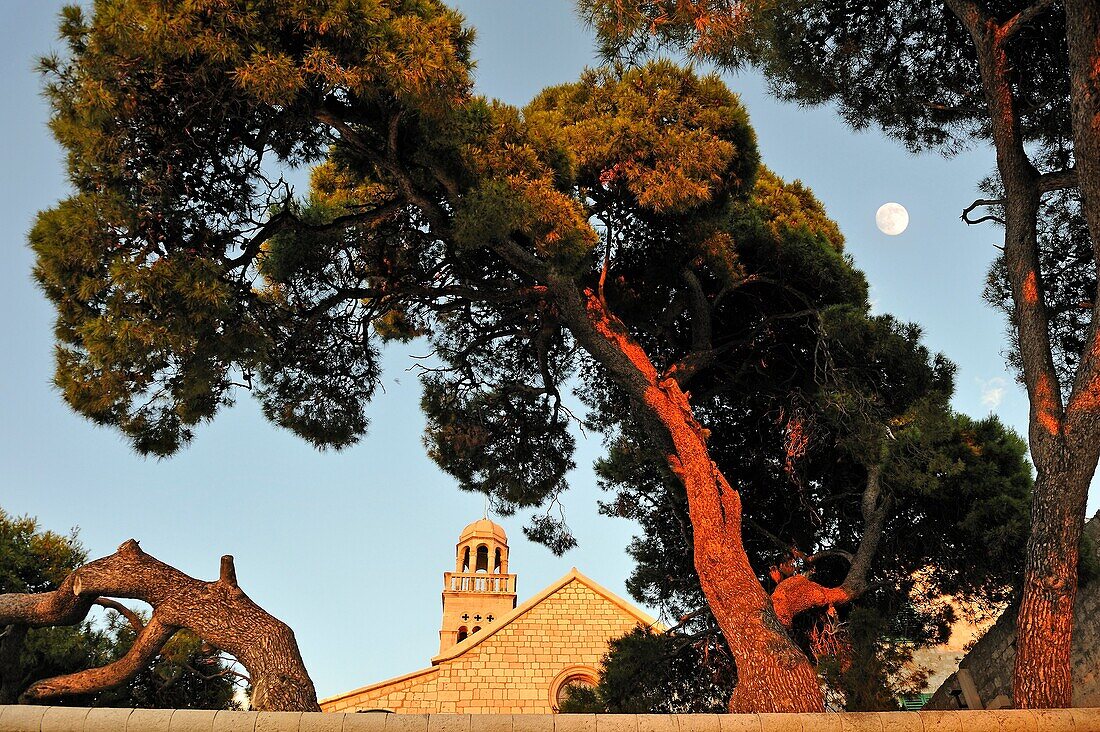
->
xmin=321 ymin=518 xmax=658 ymax=714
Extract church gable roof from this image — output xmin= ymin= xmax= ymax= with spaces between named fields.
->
xmin=320 ymin=663 xmax=439 ymax=709
xmin=431 ymin=567 xmax=659 ymax=664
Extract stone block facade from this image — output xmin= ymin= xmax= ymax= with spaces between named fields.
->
xmin=322 ymin=571 xmax=656 ymax=714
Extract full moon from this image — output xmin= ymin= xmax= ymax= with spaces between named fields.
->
xmin=876 ymin=202 xmax=909 ymax=235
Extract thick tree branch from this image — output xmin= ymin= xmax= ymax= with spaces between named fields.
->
xmin=945 ymin=0 xmax=989 ymax=39
xmin=948 ymin=0 xmax=1066 ymax=445
xmin=842 ymin=463 xmax=891 ymax=596
xmin=998 ymin=0 xmax=1057 ymax=44
xmin=0 ymin=573 xmax=96 ymax=629
xmin=1038 ymin=167 xmax=1078 ymax=194
xmin=225 ymin=200 xmax=402 ymax=270
xmin=1064 ymin=0 xmax=1100 ymax=426
xmin=21 ymin=615 xmax=176 ymax=703
xmin=0 ymin=540 xmax=318 ymax=711
xmin=681 ymin=266 xmax=713 ymax=357
xmin=770 ymin=464 xmax=891 ymax=625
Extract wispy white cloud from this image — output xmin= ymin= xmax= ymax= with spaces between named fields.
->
xmin=978 ymin=377 xmax=1007 ymax=409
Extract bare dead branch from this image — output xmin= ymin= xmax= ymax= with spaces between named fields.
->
xmin=94 ymin=598 xmax=144 ymax=633
xmin=961 ymin=197 xmax=1006 ymax=225
xmin=219 ymin=555 xmax=238 ymax=588
xmin=21 ymin=616 xmax=176 ymax=703
xmin=663 ymin=606 xmax=709 ymax=634
xmin=182 ymin=660 xmax=251 ymax=684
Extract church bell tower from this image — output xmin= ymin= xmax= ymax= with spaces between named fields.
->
xmin=439 ymin=518 xmax=518 ymax=654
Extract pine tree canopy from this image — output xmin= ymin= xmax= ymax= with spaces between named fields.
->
xmin=36 ymin=1 xmax=874 ymax=540
xmin=578 ymin=0 xmax=1072 ymax=155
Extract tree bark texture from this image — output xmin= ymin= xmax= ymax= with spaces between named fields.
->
xmin=946 ymin=0 xmax=1100 ymax=708
xmin=542 ymin=276 xmax=825 ymax=712
xmin=1013 ymin=460 xmax=1092 ymax=707
xmin=0 ymin=541 xmax=318 ymax=712
xmin=770 ymin=465 xmax=889 ymax=626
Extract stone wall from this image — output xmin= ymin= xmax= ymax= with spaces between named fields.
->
xmin=927 ymin=511 xmax=1100 ymax=709
xmin=1 ymin=707 xmax=1096 ymax=732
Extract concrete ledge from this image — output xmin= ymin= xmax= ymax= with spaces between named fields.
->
xmin=0 ymin=708 xmax=1096 ymax=732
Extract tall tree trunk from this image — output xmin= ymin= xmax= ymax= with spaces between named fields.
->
xmin=1011 ymin=0 xmax=1100 ymax=708
xmin=0 ymin=541 xmax=318 ymax=711
xmin=946 ymin=0 xmax=1100 ymax=707
xmin=1013 ymin=457 xmax=1092 ymax=707
xmin=541 ymin=272 xmax=824 ymax=712
xmin=666 ymin=404 xmax=823 ymax=712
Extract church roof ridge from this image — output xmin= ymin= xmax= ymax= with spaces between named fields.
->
xmin=319 ymin=664 xmax=439 ymax=706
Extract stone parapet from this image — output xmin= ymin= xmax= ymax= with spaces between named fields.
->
xmin=2 ymin=708 xmax=1097 ymax=732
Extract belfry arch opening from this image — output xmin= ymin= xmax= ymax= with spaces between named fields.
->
xmin=475 ymin=545 xmax=489 ymax=573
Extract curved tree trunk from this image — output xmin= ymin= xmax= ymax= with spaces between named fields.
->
xmin=542 ymin=276 xmax=824 ymax=712
xmin=0 ymin=540 xmax=318 ymax=711
xmin=669 ymin=418 xmax=823 ymax=713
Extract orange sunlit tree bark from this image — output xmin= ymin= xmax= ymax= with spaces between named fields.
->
xmin=578 ymin=0 xmax=1100 ymax=709
xmin=583 ymin=301 xmax=1032 ymax=710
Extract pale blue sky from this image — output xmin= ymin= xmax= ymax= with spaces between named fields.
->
xmin=1 ymin=0 xmax=1096 ymax=701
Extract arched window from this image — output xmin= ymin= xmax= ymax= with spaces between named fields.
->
xmin=457 ymin=626 xmax=468 ymax=643
xmin=472 ymin=625 xmax=481 ymax=634
xmin=549 ymin=666 xmax=599 ymax=712
xmin=475 ymin=545 xmax=489 ymax=573
xmin=494 ymin=548 xmax=502 ymax=573
xmin=461 ymin=547 xmax=471 ymax=572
